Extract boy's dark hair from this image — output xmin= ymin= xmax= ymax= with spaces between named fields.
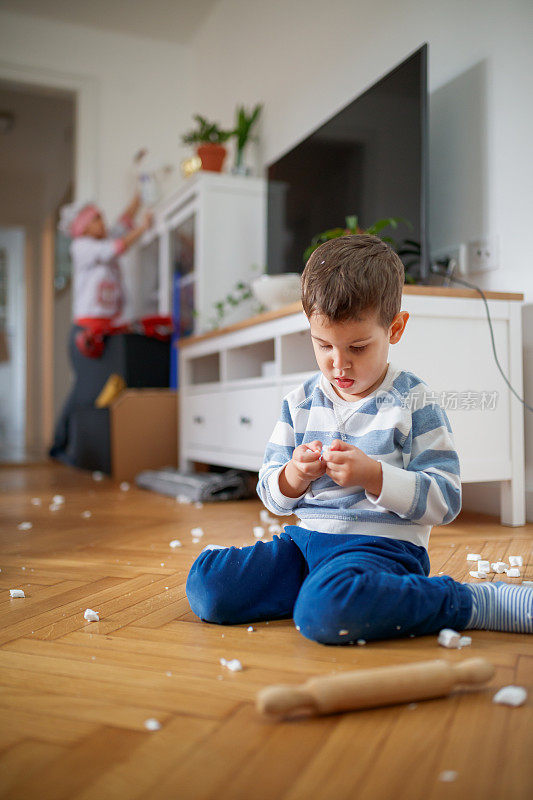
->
xmin=301 ymin=234 xmax=405 ymax=329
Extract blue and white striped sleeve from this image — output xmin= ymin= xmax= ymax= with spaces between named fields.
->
xmin=256 ymin=397 xmax=306 ymax=515
xmin=365 ymin=401 xmax=462 ymax=526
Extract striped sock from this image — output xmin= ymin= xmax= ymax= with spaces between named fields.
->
xmin=465 ymin=582 xmax=533 ymax=633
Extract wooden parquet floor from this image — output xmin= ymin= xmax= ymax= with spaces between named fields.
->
xmin=0 ymin=462 xmax=532 ymax=800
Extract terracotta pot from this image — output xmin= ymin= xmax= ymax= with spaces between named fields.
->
xmin=197 ymin=143 xmax=227 ymax=172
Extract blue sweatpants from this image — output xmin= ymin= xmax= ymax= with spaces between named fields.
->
xmin=186 ymin=526 xmax=474 ymax=644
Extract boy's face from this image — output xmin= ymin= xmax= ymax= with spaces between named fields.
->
xmin=309 ymin=310 xmax=409 ymax=402
xmin=84 ymin=212 xmax=107 ymax=239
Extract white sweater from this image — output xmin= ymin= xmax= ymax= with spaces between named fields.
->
xmin=256 ymin=362 xmax=462 ymax=549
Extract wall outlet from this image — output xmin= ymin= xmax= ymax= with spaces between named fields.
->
xmin=431 ymin=244 xmax=468 ymax=277
xmin=466 ymin=236 xmax=499 ymax=274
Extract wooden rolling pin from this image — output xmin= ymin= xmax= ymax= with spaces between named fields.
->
xmin=257 ymin=658 xmax=494 ymax=717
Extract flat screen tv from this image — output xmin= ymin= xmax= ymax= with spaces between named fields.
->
xmin=266 ymin=44 xmax=429 ymax=282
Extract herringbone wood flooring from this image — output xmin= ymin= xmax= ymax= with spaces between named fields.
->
xmin=0 ymin=462 xmax=532 ymax=799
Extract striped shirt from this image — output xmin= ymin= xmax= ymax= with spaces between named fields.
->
xmin=257 ymin=362 xmax=462 ymax=549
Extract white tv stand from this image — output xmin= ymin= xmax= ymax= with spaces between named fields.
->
xmin=179 ymin=286 xmax=525 ymax=526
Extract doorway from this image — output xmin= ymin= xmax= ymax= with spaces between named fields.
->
xmin=0 ymin=228 xmax=25 ymax=460
xmin=0 ymin=80 xmax=75 ymax=461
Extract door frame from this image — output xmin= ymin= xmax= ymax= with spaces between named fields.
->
xmin=0 ymin=60 xmax=98 ymax=453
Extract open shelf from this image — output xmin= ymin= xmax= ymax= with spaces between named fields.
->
xmin=226 ymin=339 xmax=276 ymax=381
xmin=280 ymin=330 xmax=316 ymax=374
xmin=189 ymin=352 xmax=220 ymax=385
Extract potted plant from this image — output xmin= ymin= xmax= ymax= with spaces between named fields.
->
xmin=231 ymin=103 xmax=263 ymax=175
xmin=303 ymin=215 xmax=418 ymax=284
xmin=181 ymin=114 xmax=233 ymax=172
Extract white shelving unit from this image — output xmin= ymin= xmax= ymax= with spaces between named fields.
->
xmin=133 ymin=172 xmax=266 ymax=334
xmin=179 ymin=291 xmax=526 ymax=526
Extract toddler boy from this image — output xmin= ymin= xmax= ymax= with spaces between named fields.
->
xmin=186 ymin=235 xmax=532 ymax=643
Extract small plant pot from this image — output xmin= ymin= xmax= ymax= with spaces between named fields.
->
xmin=197 ymin=143 xmax=227 ymax=172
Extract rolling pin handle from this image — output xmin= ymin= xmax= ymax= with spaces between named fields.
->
xmin=256 ymin=686 xmax=316 ymax=716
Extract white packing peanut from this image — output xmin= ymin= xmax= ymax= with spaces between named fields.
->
xmin=49 ymin=503 xmax=61 ymax=512
xmin=491 ymin=562 xmax=508 ymax=574
xmin=92 ymin=471 xmax=104 ymax=481
xmin=253 ymin=526 xmax=265 ymax=539
xmin=259 ymin=510 xmax=274 ymax=524
xmin=10 ymin=589 xmax=25 ymax=598
xmin=505 ymin=568 xmax=521 ymax=578
xmin=220 ymin=658 xmax=243 ymax=672
xmin=477 ymin=560 xmax=491 ymax=572
xmin=120 ymin=482 xmax=130 ymax=492
xmin=81 ymin=510 xmax=92 ymax=519
xmin=338 ymin=629 xmax=349 ymax=636
xmin=83 ymin=608 xmax=99 ymax=622
xmin=176 ymin=494 xmax=190 ymax=504
xmin=459 ymin=636 xmax=472 ymax=648
xmin=247 ymin=626 xmax=254 ymax=632
xmin=438 ymin=628 xmax=462 ymax=648
xmin=194 ymin=501 xmax=203 ymax=508
xmin=144 ymin=718 xmax=161 ymax=731
xmin=30 ymin=497 xmax=42 ymax=506
xmin=356 ymin=639 xmax=366 ymax=646
xmin=469 ymin=571 xmax=487 ymax=579
xmin=268 ymin=523 xmax=282 ymax=534
xmin=52 ymin=495 xmax=65 ymax=505
xmin=190 ymin=527 xmax=204 ymax=538
xmin=438 ymin=771 xmax=458 ymax=783
xmin=492 ymin=686 xmax=527 ymax=707
xmin=466 ymin=553 xmax=482 ymax=561
xmin=17 ymin=522 xmax=32 ymax=531
xmin=508 ymin=555 xmax=523 ymax=567
xmin=169 ymin=539 xmax=182 ymax=548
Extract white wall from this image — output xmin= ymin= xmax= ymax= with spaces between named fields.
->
xmin=0 ymin=10 xmax=192 ymax=218
xmin=188 ymin=0 xmax=533 ymax=520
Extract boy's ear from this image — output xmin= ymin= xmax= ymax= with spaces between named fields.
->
xmin=389 ymin=311 xmax=409 ymax=344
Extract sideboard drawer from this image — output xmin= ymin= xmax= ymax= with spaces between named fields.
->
xmin=225 ymin=386 xmax=279 ymax=454
xmin=182 ymin=392 xmax=226 ymax=449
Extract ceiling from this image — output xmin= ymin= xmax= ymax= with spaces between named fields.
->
xmin=0 ymin=0 xmax=220 ymax=44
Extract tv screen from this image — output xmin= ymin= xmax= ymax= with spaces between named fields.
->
xmin=267 ymin=44 xmax=429 ymax=281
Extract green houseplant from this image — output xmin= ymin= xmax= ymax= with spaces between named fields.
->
xmin=303 ymin=215 xmax=419 ymax=284
xmin=232 ymin=103 xmax=262 ymax=175
xmin=181 ymin=114 xmax=233 ymax=172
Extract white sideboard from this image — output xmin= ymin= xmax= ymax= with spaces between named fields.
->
xmin=179 ymin=288 xmax=525 ymax=526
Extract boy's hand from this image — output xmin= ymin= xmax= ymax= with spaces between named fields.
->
xmin=323 ymin=439 xmax=383 ymax=495
xmin=279 ymin=441 xmax=326 ymax=498
xmin=291 ymin=441 xmax=326 ymax=481
xmin=142 ymin=211 xmax=154 ymax=230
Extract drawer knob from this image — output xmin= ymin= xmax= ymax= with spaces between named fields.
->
xmin=240 ymin=416 xmax=252 ymax=425
xmin=193 ymin=415 xmax=204 ymax=424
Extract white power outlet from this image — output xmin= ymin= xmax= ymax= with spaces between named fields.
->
xmin=466 ymin=236 xmax=499 ymax=274
xmin=431 ymin=244 xmax=468 ymax=276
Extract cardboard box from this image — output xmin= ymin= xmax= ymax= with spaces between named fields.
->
xmin=110 ymin=389 xmax=178 ymax=481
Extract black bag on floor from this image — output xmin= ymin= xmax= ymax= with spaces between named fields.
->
xmin=134 ymin=468 xmax=255 ymax=502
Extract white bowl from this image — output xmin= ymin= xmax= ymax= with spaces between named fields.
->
xmin=251 ymin=273 xmax=301 ymax=311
